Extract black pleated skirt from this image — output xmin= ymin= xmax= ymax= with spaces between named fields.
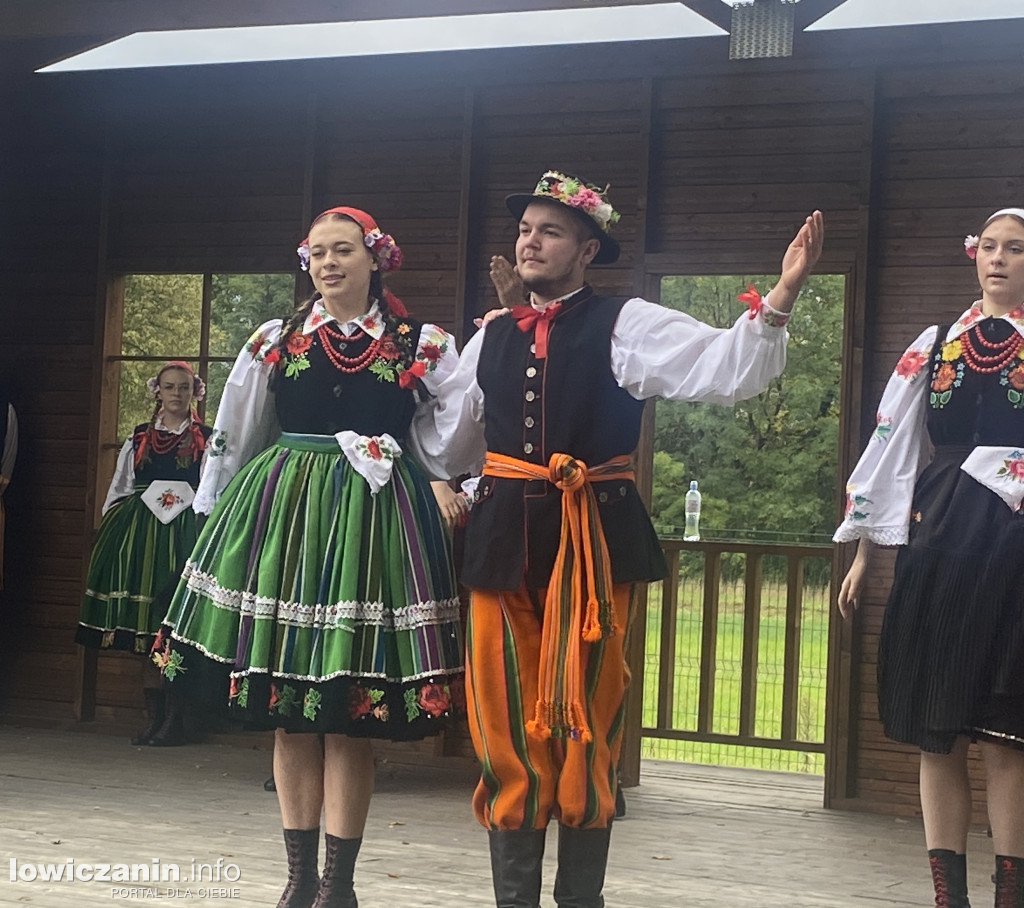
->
xmin=879 ymin=446 xmax=1024 ymax=753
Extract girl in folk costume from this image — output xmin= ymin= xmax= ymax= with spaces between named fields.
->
xmin=155 ymin=207 xmax=465 ymax=908
xmin=76 ymin=362 xmax=211 ymax=746
xmin=837 ymin=209 xmax=1024 ymax=908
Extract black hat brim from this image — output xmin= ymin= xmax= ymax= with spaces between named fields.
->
xmin=505 ymin=193 xmax=620 ymax=265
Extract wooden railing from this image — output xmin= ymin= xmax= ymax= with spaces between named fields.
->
xmin=642 ymin=539 xmax=833 ymax=758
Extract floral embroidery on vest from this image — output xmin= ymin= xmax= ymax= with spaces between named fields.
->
xmin=929 ymin=340 xmax=965 ymax=409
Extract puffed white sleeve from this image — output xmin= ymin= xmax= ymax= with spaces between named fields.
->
xmin=194 ymin=320 xmax=282 ymax=515
xmin=101 ymin=437 xmax=136 ymax=516
xmin=407 ymin=323 xmax=487 ymax=479
xmin=833 ymin=326 xmax=937 ymax=545
xmin=611 ymin=295 xmax=789 ymax=403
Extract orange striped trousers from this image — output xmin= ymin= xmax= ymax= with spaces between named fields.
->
xmin=466 ymin=583 xmax=633 ymax=831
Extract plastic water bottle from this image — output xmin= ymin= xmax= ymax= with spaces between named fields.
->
xmin=684 ymin=480 xmax=701 ymax=541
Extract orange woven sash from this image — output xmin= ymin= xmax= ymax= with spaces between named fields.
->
xmin=482 ymin=451 xmax=634 ymax=742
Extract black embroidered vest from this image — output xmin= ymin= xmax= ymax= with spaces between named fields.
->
xmin=132 ymin=422 xmax=212 ymax=488
xmin=462 ymin=289 xmax=668 ymax=590
xmin=272 ymin=315 xmax=423 ymax=439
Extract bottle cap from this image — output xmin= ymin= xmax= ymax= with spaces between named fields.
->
xmin=689 ymin=481 xmax=698 ymax=490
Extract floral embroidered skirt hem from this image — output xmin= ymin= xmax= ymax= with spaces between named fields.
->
xmin=76 ymin=488 xmax=200 ymax=655
xmin=157 ymin=434 xmax=464 ymax=739
xmin=879 ymin=447 xmax=1024 ymax=754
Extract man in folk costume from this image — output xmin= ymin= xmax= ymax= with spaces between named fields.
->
xmin=416 ymin=171 xmax=823 ymax=907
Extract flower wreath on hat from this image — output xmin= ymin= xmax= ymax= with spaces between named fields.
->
xmin=532 ymin=170 xmax=620 ymax=234
xmin=146 ymin=360 xmax=206 ymax=402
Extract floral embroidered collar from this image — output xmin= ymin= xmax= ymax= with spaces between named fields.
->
xmin=946 ymin=302 xmax=1024 ymax=342
xmin=302 ymin=299 xmax=385 ymax=339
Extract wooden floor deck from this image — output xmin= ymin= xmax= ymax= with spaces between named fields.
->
xmin=0 ymin=726 xmax=995 ymax=907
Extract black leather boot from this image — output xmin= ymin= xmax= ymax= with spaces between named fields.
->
xmin=131 ymin=689 xmax=165 ymax=746
xmin=553 ymin=824 xmax=612 ymax=908
xmin=996 ymin=854 xmax=1024 ymax=908
xmin=277 ymin=829 xmax=320 ymax=908
xmin=148 ymin=688 xmax=186 ymax=746
xmin=928 ymin=849 xmax=970 ymax=908
xmin=488 ymin=828 xmax=546 ymax=908
xmin=311 ymin=834 xmax=360 ymax=908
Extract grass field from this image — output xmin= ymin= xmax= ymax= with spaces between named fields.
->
xmin=639 ymin=566 xmax=831 ymax=775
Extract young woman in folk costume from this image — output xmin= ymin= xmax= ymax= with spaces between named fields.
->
xmin=837 ymin=209 xmax=1024 ymax=908
xmin=76 ymin=361 xmax=210 ymax=746
xmin=154 ymin=207 xmax=465 ymax=908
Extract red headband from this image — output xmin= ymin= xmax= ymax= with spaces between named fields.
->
xmin=302 ymin=206 xmax=380 ymax=245
xmin=159 ymin=360 xmax=196 ymax=378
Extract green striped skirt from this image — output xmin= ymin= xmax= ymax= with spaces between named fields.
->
xmin=157 ymin=434 xmax=463 ymax=738
xmin=76 ymin=487 xmax=201 ymax=654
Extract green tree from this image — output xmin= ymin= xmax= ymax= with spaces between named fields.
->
xmin=115 ymin=272 xmax=293 ymax=438
xmin=650 ymin=273 xmax=843 ymax=544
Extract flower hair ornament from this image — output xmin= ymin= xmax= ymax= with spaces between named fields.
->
xmin=296 ymin=206 xmax=403 ymax=274
xmin=505 ymin=170 xmax=622 ymax=265
xmin=146 ymin=361 xmax=205 ymax=402
xmin=965 ymin=207 xmax=1024 ymax=260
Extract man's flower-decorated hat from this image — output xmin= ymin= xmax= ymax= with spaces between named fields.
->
xmin=505 ymin=170 xmax=621 ymax=265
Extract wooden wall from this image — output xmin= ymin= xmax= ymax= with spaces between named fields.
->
xmin=3 ymin=17 xmax=1024 ymax=818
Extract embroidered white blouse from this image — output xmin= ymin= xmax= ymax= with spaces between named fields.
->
xmin=833 ymin=303 xmax=1024 ymax=546
xmin=103 ymin=414 xmax=204 ymax=516
xmin=195 ymin=300 xmax=460 ymax=515
xmin=408 ymin=289 xmax=791 ymax=479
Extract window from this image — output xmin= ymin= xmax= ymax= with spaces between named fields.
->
xmin=642 ymin=272 xmax=846 ymax=774
xmin=650 ymin=273 xmax=845 ymax=545
xmin=95 ymin=272 xmax=295 ymax=514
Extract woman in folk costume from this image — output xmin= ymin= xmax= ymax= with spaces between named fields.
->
xmin=155 ymin=207 xmax=464 ymax=908
xmin=837 ymin=209 xmax=1024 ymax=908
xmin=76 ymin=361 xmax=210 ymax=746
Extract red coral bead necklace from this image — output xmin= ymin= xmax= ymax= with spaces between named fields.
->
xmin=316 ymin=324 xmax=381 ymax=373
xmin=961 ymin=324 xmax=1023 ymax=374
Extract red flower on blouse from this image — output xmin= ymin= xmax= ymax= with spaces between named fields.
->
xmin=895 ymin=349 xmax=927 ymax=378
xmin=420 ymin=343 xmax=442 ymax=363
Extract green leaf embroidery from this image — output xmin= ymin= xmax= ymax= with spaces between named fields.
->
xmin=1009 ymin=389 xmax=1022 ymax=406
xmin=939 ymin=389 xmax=951 ymax=405
xmin=284 ymin=354 xmax=311 ymax=379
xmin=369 ymin=688 xmax=385 ymax=705
xmin=162 ymin=650 xmax=187 ymax=682
xmin=403 ymin=687 xmax=420 ymax=722
xmin=236 ymin=677 xmax=249 ymax=709
xmin=275 ymin=684 xmax=300 ymax=716
xmin=368 ymin=359 xmax=396 ymax=382
xmin=302 ymin=688 xmax=322 ymax=721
